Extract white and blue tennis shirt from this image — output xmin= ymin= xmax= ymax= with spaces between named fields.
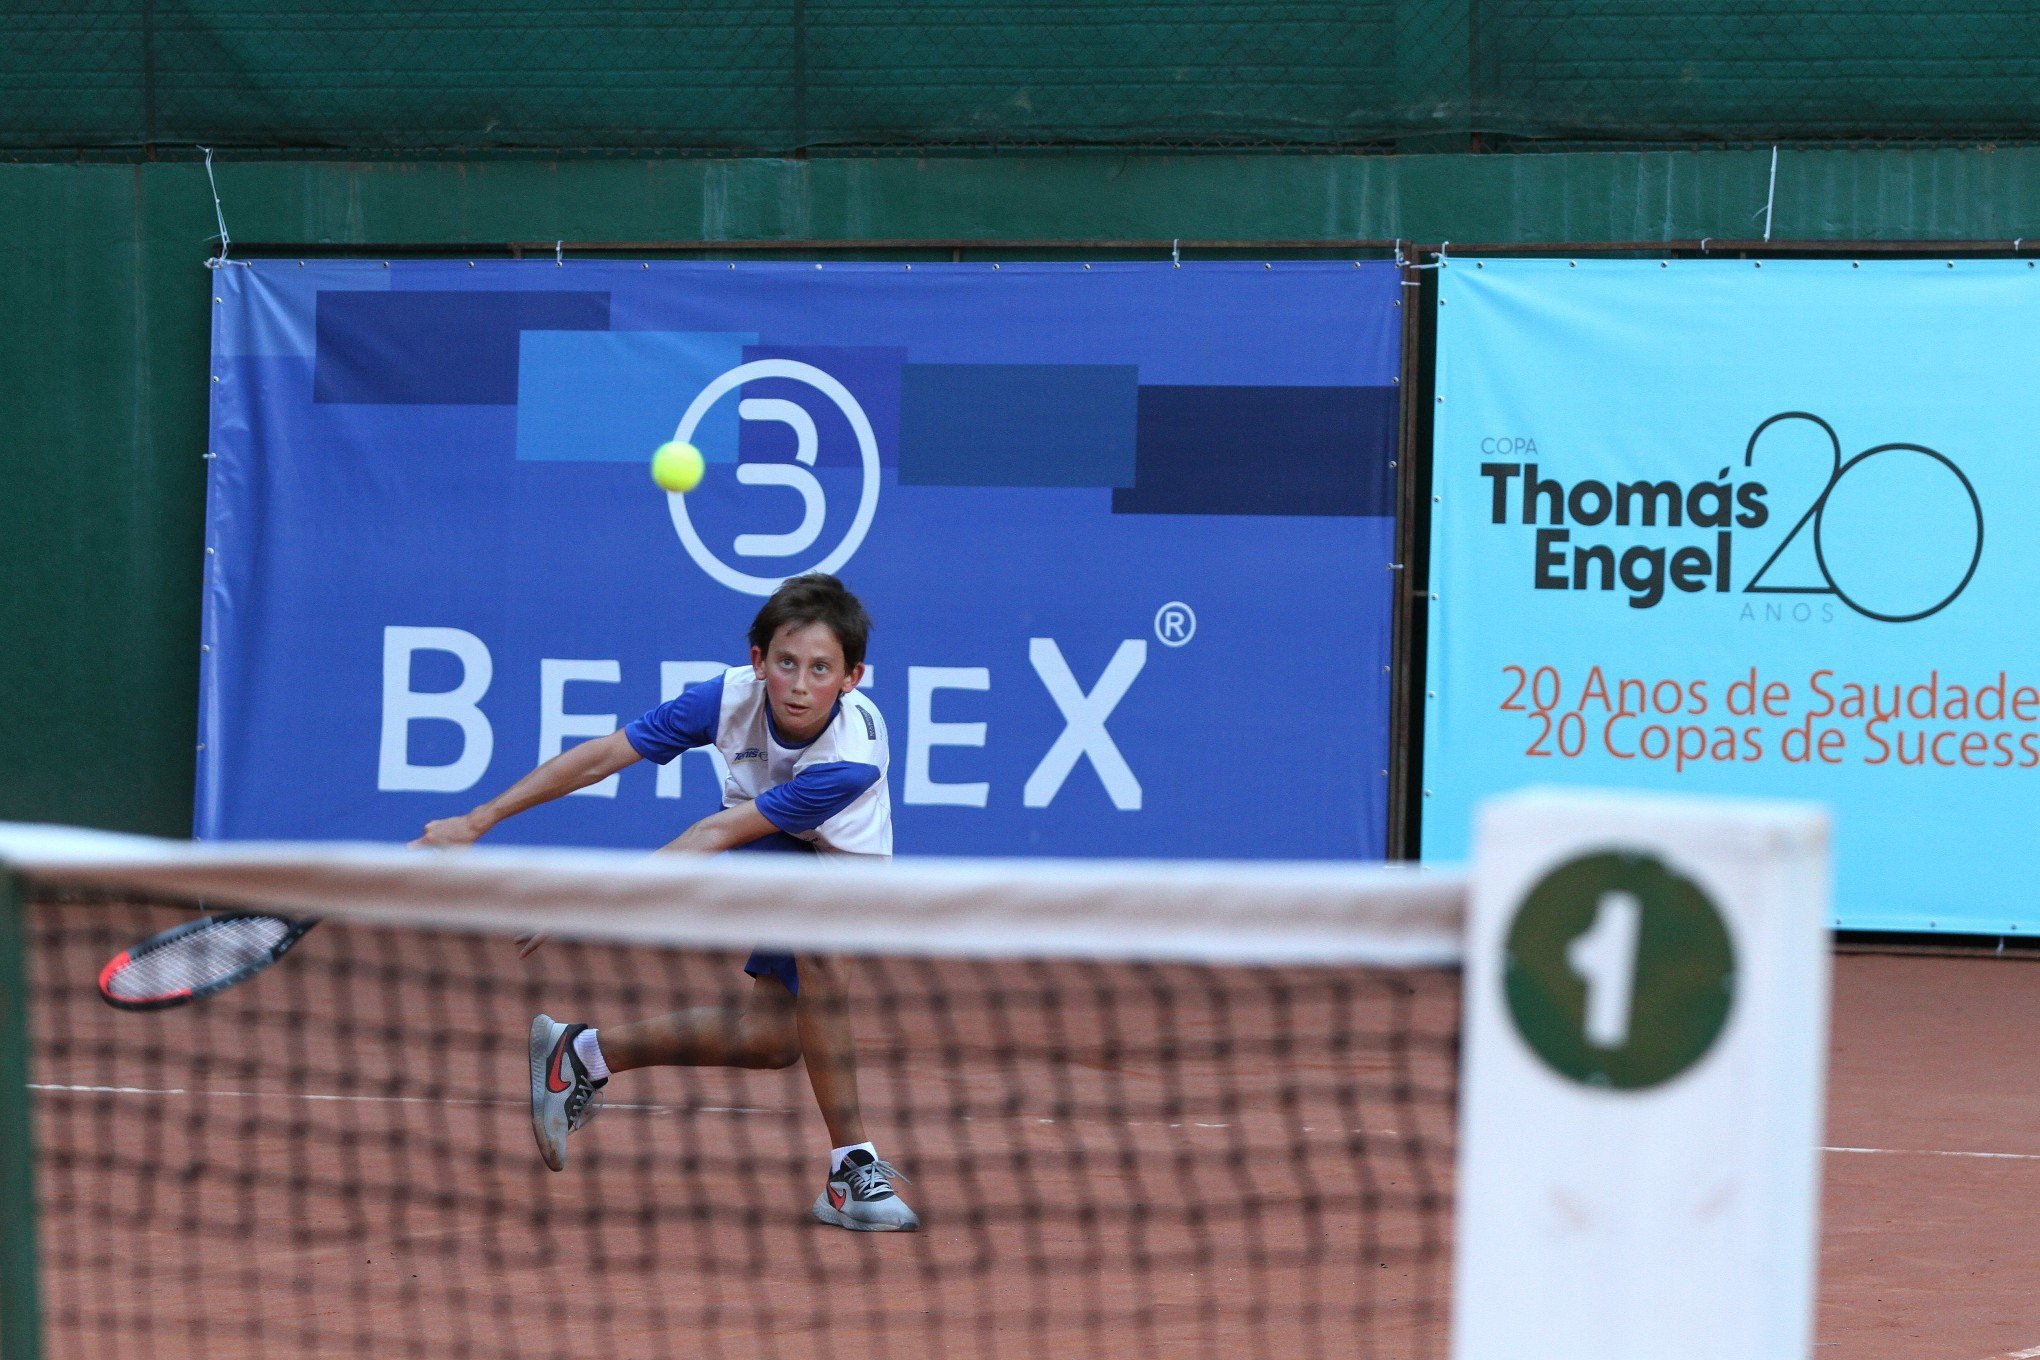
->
xmin=623 ymin=665 xmax=892 ymax=858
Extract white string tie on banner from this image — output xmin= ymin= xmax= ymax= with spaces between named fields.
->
xmin=1395 ymin=240 xmax=1425 ymax=286
xmin=1409 ymin=241 xmax=1450 ymax=271
xmin=1755 ymin=145 xmax=1779 ymax=242
xmin=199 ymin=146 xmax=242 ymax=269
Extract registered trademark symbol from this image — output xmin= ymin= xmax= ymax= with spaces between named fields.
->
xmin=1154 ymin=601 xmax=1196 ymax=647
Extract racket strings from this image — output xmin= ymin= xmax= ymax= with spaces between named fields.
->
xmin=104 ymin=916 xmax=294 ymax=1000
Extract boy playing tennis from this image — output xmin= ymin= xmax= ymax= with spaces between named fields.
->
xmin=410 ymin=573 xmax=917 ymax=1232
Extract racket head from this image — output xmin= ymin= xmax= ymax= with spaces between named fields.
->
xmin=98 ymin=913 xmax=315 ymax=1012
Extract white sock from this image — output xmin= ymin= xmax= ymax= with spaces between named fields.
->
xmin=830 ymin=1141 xmax=876 ymax=1173
xmin=573 ymin=1028 xmax=610 ymax=1083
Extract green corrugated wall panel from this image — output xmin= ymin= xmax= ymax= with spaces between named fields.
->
xmin=4 ymin=147 xmax=2040 ymax=833
xmin=0 ymin=164 xmax=211 ymax=836
xmin=170 ymin=148 xmax=2040 ymax=246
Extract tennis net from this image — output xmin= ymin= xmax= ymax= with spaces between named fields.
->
xmin=1 ymin=831 xmax=1464 ymax=1360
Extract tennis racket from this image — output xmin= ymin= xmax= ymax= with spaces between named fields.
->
xmin=98 ymin=913 xmax=319 ymax=1011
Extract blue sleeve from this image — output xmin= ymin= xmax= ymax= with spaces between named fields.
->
xmin=755 ymin=761 xmax=883 ymax=834
xmin=622 ymin=674 xmax=724 ymax=765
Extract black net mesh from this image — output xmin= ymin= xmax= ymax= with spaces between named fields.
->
xmin=26 ymin=892 xmax=1460 ymax=1358
xmin=7 ymin=0 xmax=2038 ymax=156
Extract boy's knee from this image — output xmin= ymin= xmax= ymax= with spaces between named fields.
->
xmin=738 ymin=1020 xmax=801 ymax=1069
xmin=755 ymin=1034 xmax=803 ymax=1069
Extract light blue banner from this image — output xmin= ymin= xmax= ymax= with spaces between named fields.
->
xmin=1425 ymin=259 xmax=2037 ymax=933
xmin=201 ymin=261 xmax=1402 ymax=859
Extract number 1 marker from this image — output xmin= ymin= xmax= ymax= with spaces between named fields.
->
xmin=1568 ymin=890 xmax=1643 ymax=1049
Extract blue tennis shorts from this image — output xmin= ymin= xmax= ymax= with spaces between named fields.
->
xmin=743 ymin=950 xmax=800 ymax=995
xmin=734 ymin=831 xmax=814 ymax=996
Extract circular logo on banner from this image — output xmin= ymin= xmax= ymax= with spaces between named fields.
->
xmin=1503 ymin=850 xmax=1735 ymax=1091
xmin=668 ymin=359 xmax=883 ymax=597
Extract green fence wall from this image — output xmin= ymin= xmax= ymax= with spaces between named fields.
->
xmin=8 ymin=147 xmax=2040 ymax=834
xmin=11 ymin=1 xmax=2040 ymax=154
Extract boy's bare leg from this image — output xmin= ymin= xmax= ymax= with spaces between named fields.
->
xmin=796 ymin=955 xmax=916 ymax=1229
xmin=572 ymin=960 xmax=871 ymax=1148
xmin=598 ymin=975 xmax=801 ymax=1072
xmin=792 ymin=955 xmax=868 ymax=1149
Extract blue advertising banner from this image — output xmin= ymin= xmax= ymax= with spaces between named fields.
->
xmin=201 ymin=261 xmax=1401 ymax=858
xmin=1424 ymin=259 xmax=2039 ymax=933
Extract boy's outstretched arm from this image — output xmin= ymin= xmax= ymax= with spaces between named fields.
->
xmin=410 ymin=729 xmax=642 ymax=848
xmin=657 ymin=801 xmax=780 ymax=856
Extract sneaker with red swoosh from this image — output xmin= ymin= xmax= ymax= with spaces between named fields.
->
xmin=812 ymin=1149 xmax=919 ymax=1232
xmin=528 ymin=1014 xmax=605 ymax=1172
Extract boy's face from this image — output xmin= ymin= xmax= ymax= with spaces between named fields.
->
xmin=751 ymin=620 xmax=863 ymax=743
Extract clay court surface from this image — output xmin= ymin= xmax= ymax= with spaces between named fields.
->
xmin=26 ymin=903 xmax=1459 ymax=1359
xmin=1819 ymin=949 xmax=2039 ymax=1360
xmin=21 ymin=902 xmax=2039 ymax=1359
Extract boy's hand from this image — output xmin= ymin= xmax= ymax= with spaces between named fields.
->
xmin=410 ymin=813 xmax=484 ymax=849
xmin=516 ymin=932 xmax=550 ymax=958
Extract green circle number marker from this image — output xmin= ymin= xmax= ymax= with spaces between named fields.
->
xmin=1504 ymin=851 xmax=1735 ymax=1091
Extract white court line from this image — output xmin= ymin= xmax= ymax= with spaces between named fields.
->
xmin=29 ymin=1083 xmax=1429 ymax=1136
xmin=1826 ymin=1144 xmax=2040 ymax=1163
xmin=30 ymin=1082 xmax=785 ymax=1116
xmin=39 ymin=1076 xmax=2031 ymax=1158
xmin=1980 ymin=1346 xmax=2040 ymax=1360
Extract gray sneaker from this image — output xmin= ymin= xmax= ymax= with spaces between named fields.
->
xmin=528 ymin=1014 xmax=604 ymax=1172
xmin=812 ymin=1149 xmax=920 ymax=1231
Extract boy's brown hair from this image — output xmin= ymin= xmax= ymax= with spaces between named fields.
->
xmin=747 ymin=573 xmax=872 ymax=671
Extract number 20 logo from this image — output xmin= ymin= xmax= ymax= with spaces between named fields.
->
xmin=1742 ymin=412 xmax=1984 ymax=623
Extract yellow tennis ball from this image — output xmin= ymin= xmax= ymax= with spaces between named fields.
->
xmin=650 ymin=440 xmax=704 ymax=493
